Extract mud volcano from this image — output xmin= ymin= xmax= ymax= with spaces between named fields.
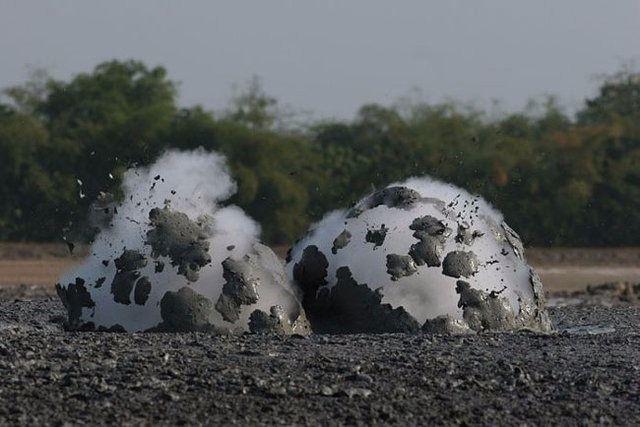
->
xmin=56 ymin=150 xmax=308 ymax=333
xmin=286 ymin=178 xmax=552 ymax=334
xmin=56 ymin=150 xmax=551 ymax=336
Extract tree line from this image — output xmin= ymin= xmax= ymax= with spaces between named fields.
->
xmin=0 ymin=60 xmax=638 ymax=246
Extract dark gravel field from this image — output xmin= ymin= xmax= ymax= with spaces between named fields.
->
xmin=0 ymin=292 xmax=638 ymax=425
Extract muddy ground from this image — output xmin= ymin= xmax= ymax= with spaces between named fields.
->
xmin=0 ymin=284 xmax=637 ymax=425
xmin=0 ymin=245 xmax=639 ymax=424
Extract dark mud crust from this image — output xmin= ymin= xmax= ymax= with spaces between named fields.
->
xmin=0 ymin=297 xmax=638 ymax=425
xmin=305 ymin=266 xmax=420 ymax=334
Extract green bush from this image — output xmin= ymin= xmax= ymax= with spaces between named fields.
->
xmin=0 ymin=60 xmax=638 ymax=246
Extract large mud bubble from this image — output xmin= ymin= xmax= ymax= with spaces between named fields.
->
xmin=56 ymin=150 xmax=308 ymax=334
xmin=286 ymin=178 xmax=553 ymax=334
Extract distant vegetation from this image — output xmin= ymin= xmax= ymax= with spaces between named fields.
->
xmin=0 ymin=60 xmax=638 ymax=246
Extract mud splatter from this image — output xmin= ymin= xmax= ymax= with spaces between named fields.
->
xmin=386 ymin=254 xmax=418 ymax=281
xmin=365 ymin=225 xmax=388 ymax=249
xmin=146 ymin=206 xmax=212 ymax=282
xmin=442 ymin=250 xmax=479 ymax=278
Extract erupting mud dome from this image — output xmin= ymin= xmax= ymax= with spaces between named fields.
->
xmin=56 ymin=150 xmax=308 ymax=333
xmin=287 ymin=178 xmax=553 ymax=334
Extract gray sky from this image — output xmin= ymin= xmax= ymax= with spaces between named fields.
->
xmin=1 ymin=0 xmax=639 ymax=119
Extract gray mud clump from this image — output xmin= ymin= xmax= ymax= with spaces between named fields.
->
xmin=347 ymin=186 xmax=421 ymax=218
xmin=157 ymin=287 xmax=215 ymax=332
xmin=409 ymin=234 xmax=445 ymax=267
xmin=422 ymin=314 xmax=472 ymax=334
xmin=56 ymin=278 xmax=95 ymax=329
xmin=306 ymin=266 xmax=420 ymax=334
xmin=212 ymin=243 xmax=310 ymax=334
xmin=455 ymin=280 xmax=515 ymax=331
xmin=114 ymin=249 xmax=147 ymax=271
xmin=215 ymin=258 xmax=260 ymax=323
xmin=365 ymin=225 xmax=388 ymax=248
xmin=331 ymin=230 xmax=352 ymax=254
xmin=248 ymin=305 xmax=310 ymax=335
xmin=146 ymin=206 xmax=212 ymax=282
xmin=410 ymin=215 xmax=449 ymax=235
xmin=442 ymin=250 xmax=479 ymax=278
xmin=520 ymin=268 xmax=553 ymax=331
xmin=111 ymin=249 xmax=148 ymax=305
xmin=408 ymin=215 xmax=451 ymax=267
xmin=386 ymin=254 xmax=418 ymax=281
xmin=447 ymin=280 xmax=553 ymax=333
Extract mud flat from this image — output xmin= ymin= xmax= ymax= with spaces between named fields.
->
xmin=0 ymin=293 xmax=638 ymax=425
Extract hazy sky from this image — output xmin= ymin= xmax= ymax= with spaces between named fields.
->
xmin=1 ymin=0 xmax=639 ymax=119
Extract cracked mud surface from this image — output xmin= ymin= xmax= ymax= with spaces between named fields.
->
xmin=0 ymin=295 xmax=638 ymax=425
